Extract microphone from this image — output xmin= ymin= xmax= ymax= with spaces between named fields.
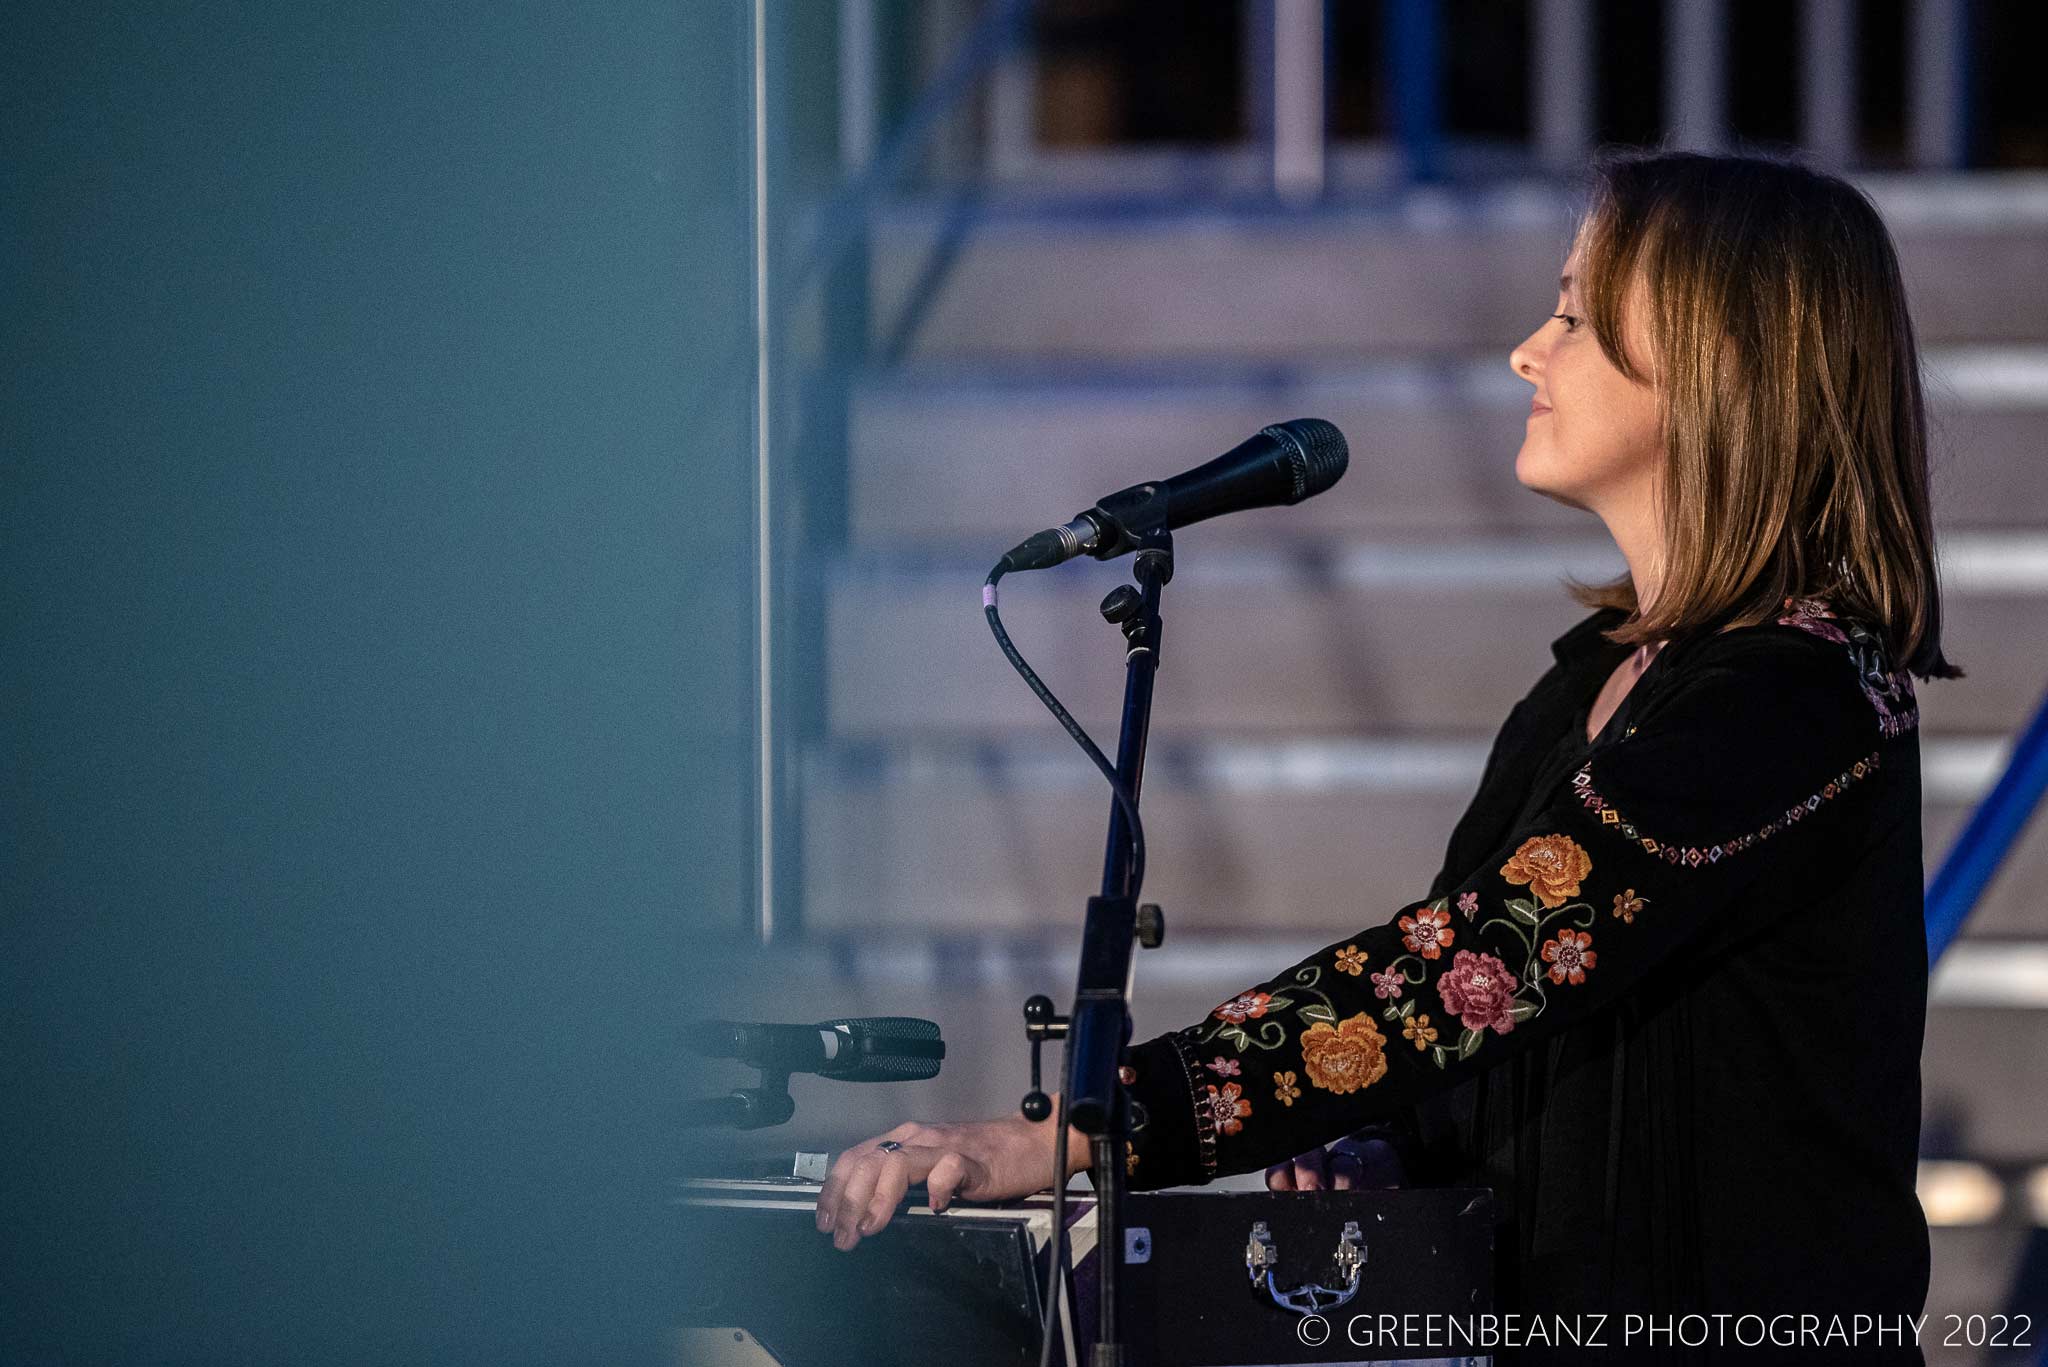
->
xmin=686 ymin=1016 xmax=946 ymax=1083
xmin=998 ymin=418 xmax=1348 ymax=573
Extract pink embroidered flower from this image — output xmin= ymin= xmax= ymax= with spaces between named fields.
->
xmin=1206 ymin=1056 xmax=1241 ymax=1077
xmin=1371 ymin=967 xmax=1404 ymax=1000
xmin=1398 ymin=905 xmax=1455 ymax=960
xmin=1212 ymin=991 xmax=1271 ymax=1024
xmin=1203 ymin=1081 xmax=1251 ymax=1136
xmin=1542 ymin=928 xmax=1597 ymax=985
xmin=1456 ymin=891 xmax=1479 ymax=920
xmin=1437 ymin=949 xmax=1520 ymax=1035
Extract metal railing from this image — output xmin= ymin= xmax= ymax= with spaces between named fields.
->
xmin=1928 ymin=686 xmax=2048 ymax=963
xmin=839 ymin=0 xmax=1979 ymax=201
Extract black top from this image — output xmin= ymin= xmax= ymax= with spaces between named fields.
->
xmin=1120 ymin=597 xmax=1931 ymax=1364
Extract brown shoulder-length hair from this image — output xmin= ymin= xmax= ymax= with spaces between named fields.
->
xmin=1558 ymin=145 xmax=1963 ymax=680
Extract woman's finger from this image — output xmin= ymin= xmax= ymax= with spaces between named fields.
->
xmin=856 ymin=1144 xmax=931 ymax=1240
xmin=1265 ymin=1161 xmax=1296 ymax=1191
xmin=829 ymin=1153 xmax=887 ymax=1251
xmin=815 ymin=1149 xmax=857 ymax=1232
xmin=926 ymin=1150 xmax=972 ymax=1212
xmin=1289 ymin=1150 xmax=1328 ymax=1191
xmin=1327 ymin=1148 xmax=1364 ymax=1190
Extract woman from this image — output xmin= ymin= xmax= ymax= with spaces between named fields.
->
xmin=813 ymin=149 xmax=1961 ymax=1360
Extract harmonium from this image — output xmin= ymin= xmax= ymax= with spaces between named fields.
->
xmin=674 ymin=1165 xmax=1495 ymax=1367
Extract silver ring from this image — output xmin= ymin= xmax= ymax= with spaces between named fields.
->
xmin=876 ymin=1140 xmax=904 ymax=1154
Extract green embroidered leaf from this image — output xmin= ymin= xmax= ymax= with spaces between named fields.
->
xmin=1431 ymin=1045 xmax=1448 ymax=1069
xmin=1506 ymin=898 xmax=1540 ymax=925
xmin=1264 ymin=995 xmax=1295 ymax=1012
xmin=1297 ymin=1003 xmax=1336 ymax=1025
xmin=1457 ymin=1028 xmax=1482 ymax=1060
xmin=1509 ymin=1000 xmax=1539 ymax=1023
xmin=1396 ymin=999 xmax=1415 ymax=1019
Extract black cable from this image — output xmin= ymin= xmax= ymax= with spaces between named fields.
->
xmin=1038 ymin=1088 xmax=1072 ymax=1367
xmin=982 ymin=567 xmax=1146 ymax=898
xmin=984 ymin=562 xmax=1143 ymax=1367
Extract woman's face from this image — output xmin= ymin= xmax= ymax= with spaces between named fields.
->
xmin=1508 ymin=239 xmax=1664 ymax=519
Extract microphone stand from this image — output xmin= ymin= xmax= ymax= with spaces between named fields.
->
xmin=682 ymin=1069 xmax=795 ymax=1130
xmin=1063 ymin=526 xmax=1172 ymax=1367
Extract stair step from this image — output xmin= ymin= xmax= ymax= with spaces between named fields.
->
xmin=869 ymin=176 xmax=2048 ymax=361
xmin=846 ymin=349 xmax=2048 ymax=544
xmin=799 ymin=734 xmax=2047 ymax=938
xmin=824 ymin=548 xmax=2048 ymax=735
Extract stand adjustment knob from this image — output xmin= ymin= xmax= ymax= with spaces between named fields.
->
xmin=1136 ymin=903 xmax=1166 ymax=948
xmin=1020 ymin=994 xmax=1071 ymax=1123
xmin=1099 ymin=585 xmax=1142 ymax=624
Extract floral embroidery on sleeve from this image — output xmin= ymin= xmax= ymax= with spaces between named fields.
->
xmin=1299 ymin=1014 xmax=1389 ymax=1094
xmin=1202 ymin=1081 xmax=1251 ymax=1135
xmin=1398 ymin=905 xmax=1455 ymax=958
xmin=1364 ymin=834 xmax=1608 ymax=1067
xmin=1542 ymin=928 xmax=1597 ymax=984
xmin=1501 ymin=833 xmax=1592 ymax=907
xmin=1400 ymin=1013 xmax=1439 ymax=1050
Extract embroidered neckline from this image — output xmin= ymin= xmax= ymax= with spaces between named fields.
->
xmin=1773 ymin=595 xmax=1920 ymax=738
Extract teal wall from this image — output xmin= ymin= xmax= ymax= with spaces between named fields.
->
xmin=2 ymin=4 xmax=754 ymax=1362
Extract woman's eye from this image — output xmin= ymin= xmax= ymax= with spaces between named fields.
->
xmin=1551 ymin=312 xmax=1580 ymax=332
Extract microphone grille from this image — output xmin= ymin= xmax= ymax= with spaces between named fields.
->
xmin=1263 ymin=419 xmax=1349 ymax=502
xmin=818 ymin=1016 xmax=946 ymax=1082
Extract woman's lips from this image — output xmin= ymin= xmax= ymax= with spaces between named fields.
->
xmin=1529 ymin=402 xmax=1552 ymax=416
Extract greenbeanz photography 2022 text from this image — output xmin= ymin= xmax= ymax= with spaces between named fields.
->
xmin=1290 ymin=1310 xmax=2036 ymax=1354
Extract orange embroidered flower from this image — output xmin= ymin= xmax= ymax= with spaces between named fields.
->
xmin=1212 ymin=991 xmax=1272 ymax=1024
xmin=1612 ymin=888 xmax=1647 ymax=923
xmin=1542 ymin=928 xmax=1597 ymax=985
xmin=1501 ymin=834 xmax=1593 ymax=908
xmin=1274 ymin=1070 xmax=1302 ymax=1106
xmin=1299 ymin=1013 xmax=1389 ymax=1096
xmin=1397 ymin=906 xmax=1455 ymax=959
xmin=1203 ymin=1081 xmax=1252 ymax=1136
xmin=1401 ymin=1013 xmax=1439 ymax=1050
xmin=1334 ymin=943 xmax=1368 ymax=975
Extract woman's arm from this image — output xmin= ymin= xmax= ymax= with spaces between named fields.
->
xmin=1121 ymin=633 xmax=1893 ymax=1190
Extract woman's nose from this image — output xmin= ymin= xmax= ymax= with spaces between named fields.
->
xmin=1509 ymin=330 xmax=1544 ymax=383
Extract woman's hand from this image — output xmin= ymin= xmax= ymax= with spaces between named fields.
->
xmin=814 ymin=1103 xmax=1092 ymax=1253
xmin=1265 ymin=1134 xmax=1406 ymax=1191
